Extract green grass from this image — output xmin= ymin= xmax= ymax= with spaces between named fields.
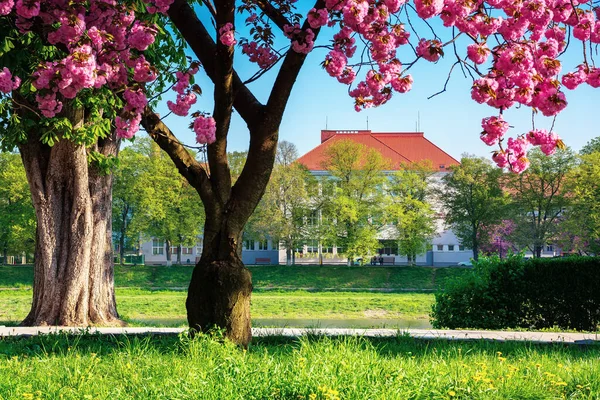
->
xmin=1 ymin=333 xmax=599 ymax=399
xmin=0 ymin=289 xmax=435 ymax=327
xmin=0 ymin=264 xmax=470 ymax=290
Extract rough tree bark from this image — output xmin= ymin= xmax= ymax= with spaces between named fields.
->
xmin=18 ymin=106 xmax=121 ymax=326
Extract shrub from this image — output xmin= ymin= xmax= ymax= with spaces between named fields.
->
xmin=431 ymin=256 xmax=600 ymax=331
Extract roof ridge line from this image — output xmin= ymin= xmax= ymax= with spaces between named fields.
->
xmin=420 ymin=136 xmax=460 ymax=164
xmin=370 ymin=134 xmax=412 ymax=163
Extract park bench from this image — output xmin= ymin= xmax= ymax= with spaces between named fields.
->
xmin=255 ymin=257 xmax=271 ymax=264
xmin=381 ymin=256 xmax=395 ymax=265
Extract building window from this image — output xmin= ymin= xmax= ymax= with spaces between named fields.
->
xmin=439 ymin=164 xmax=445 ymax=170
xmin=196 ymin=241 xmax=203 ymax=254
xmin=170 ymin=246 xmax=178 ymax=255
xmin=307 ymin=210 xmax=319 ymax=227
xmin=244 ymin=240 xmax=254 ymax=251
xmin=436 ymin=245 xmax=444 ymax=251
xmin=258 ymin=240 xmax=268 ymax=251
xmin=459 ymin=245 xmax=465 ymax=251
xmin=152 ymin=239 xmax=164 ymax=255
xmin=306 ymin=239 xmax=319 ymax=253
xmin=182 ymin=247 xmax=193 ymax=255
xmin=448 ymin=245 xmax=455 ymax=251
xmin=546 ymin=244 xmax=554 ymax=252
xmin=378 ymin=240 xmax=398 ymax=256
xmin=322 ymin=245 xmax=333 ymax=253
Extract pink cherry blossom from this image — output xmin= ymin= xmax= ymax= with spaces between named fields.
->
xmin=36 ymin=93 xmax=63 ymax=118
xmin=307 ymin=8 xmax=329 ymax=29
xmin=219 ymin=23 xmax=237 ymax=47
xmin=0 ymin=0 xmax=13 ymax=15
xmin=193 ymin=116 xmax=217 ymax=144
xmin=466 ymin=43 xmax=490 ymax=64
xmin=416 ymin=39 xmax=443 ymax=62
xmin=128 ymin=22 xmax=157 ymax=51
xmin=0 ymin=67 xmax=21 ymax=93
xmin=414 ymin=0 xmax=444 ymax=19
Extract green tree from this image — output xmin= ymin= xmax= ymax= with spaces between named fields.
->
xmin=507 ymin=148 xmax=576 ymax=257
xmin=0 ymin=152 xmax=35 ymax=263
xmin=246 ymin=141 xmax=313 ymax=265
xmin=442 ymin=156 xmax=506 ymax=261
xmin=319 ymin=140 xmax=390 ymax=264
xmin=388 ymin=162 xmax=436 ymax=265
xmin=112 ymin=143 xmax=148 ymax=264
xmin=563 ymin=152 xmax=600 ymax=254
xmin=134 ymin=140 xmax=205 ymax=266
xmin=580 ymin=137 xmax=600 ymax=156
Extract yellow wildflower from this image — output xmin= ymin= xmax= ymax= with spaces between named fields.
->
xmin=448 ymin=390 xmax=456 ymax=397
xmin=22 ymin=394 xmax=34 ymax=400
xmin=309 ymin=394 xmax=317 ymax=400
xmin=498 ymin=357 xmax=507 ymax=362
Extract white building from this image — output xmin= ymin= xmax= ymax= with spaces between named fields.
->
xmin=137 ymin=129 xmax=477 ymax=266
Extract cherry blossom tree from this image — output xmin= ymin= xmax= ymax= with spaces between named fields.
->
xmin=2 ymin=0 xmax=599 ymax=344
xmin=0 ymin=0 xmax=187 ymax=325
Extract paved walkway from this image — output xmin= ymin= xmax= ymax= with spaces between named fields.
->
xmin=0 ymin=326 xmax=598 ymax=344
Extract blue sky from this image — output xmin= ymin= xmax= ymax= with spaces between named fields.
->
xmin=149 ymin=4 xmax=599 ymax=161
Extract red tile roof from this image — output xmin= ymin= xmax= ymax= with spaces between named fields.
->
xmin=297 ymin=130 xmax=460 ymax=172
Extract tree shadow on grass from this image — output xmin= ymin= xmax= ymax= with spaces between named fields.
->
xmin=1 ymin=331 xmax=599 ymax=361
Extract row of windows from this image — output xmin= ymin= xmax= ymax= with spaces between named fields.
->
xmin=151 ymin=239 xmax=201 ymax=256
xmin=436 ymin=245 xmax=466 ymax=251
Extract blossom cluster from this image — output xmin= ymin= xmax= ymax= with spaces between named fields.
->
xmin=193 ymin=115 xmax=216 ymax=145
xmin=491 ymin=128 xmax=563 ymax=173
xmin=166 ymin=66 xmax=216 ymax=145
xmin=0 ymin=67 xmax=20 ymax=94
xmin=167 ymin=68 xmax=199 ymax=117
xmin=219 ymin=23 xmax=237 ymax=47
xmin=284 ymin=23 xmax=315 ymax=55
xmin=0 ymin=0 xmax=167 ymax=139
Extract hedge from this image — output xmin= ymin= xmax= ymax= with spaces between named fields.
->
xmin=430 ymin=256 xmax=600 ymax=331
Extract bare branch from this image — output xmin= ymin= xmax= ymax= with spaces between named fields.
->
xmin=255 ymin=0 xmax=292 ymax=31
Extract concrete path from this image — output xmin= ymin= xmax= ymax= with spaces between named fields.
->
xmin=0 ymin=326 xmax=598 ymax=344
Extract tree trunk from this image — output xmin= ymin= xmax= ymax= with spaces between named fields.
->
xmin=165 ymin=239 xmax=172 ymax=266
xmin=19 ymin=123 xmax=121 ymax=326
xmin=177 ymin=244 xmax=182 ymax=265
xmin=534 ymin=245 xmax=542 ymax=258
xmin=187 ymin=214 xmax=252 ymax=347
xmin=119 ymin=205 xmax=128 ymax=265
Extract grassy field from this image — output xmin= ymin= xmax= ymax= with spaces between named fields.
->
xmin=0 ymin=289 xmax=435 ymax=327
xmin=1 ymin=333 xmax=599 ymax=399
xmin=0 ymin=265 xmax=467 ymax=328
xmin=0 ymin=264 xmax=468 ymax=290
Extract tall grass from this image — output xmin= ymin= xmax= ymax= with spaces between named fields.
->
xmin=1 ymin=333 xmax=599 ymax=399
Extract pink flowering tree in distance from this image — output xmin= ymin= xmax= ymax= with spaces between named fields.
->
xmin=478 ymin=220 xmax=517 ymax=258
xmin=2 ymin=0 xmax=600 ymax=344
xmin=0 ymin=0 xmax=191 ymax=326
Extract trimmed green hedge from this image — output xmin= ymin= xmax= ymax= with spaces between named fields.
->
xmin=431 ymin=256 xmax=600 ymax=331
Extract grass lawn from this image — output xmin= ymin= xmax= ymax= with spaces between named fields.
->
xmin=0 ymin=264 xmax=469 ymax=290
xmin=0 ymin=264 xmax=463 ymax=328
xmin=1 ymin=333 xmax=599 ymax=399
xmin=0 ymin=289 xmax=435 ymax=327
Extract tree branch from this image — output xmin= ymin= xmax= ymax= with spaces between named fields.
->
xmin=168 ymin=0 xmax=264 ymax=126
xmin=255 ymin=0 xmax=292 ymax=31
xmin=140 ymin=106 xmax=215 ymax=206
